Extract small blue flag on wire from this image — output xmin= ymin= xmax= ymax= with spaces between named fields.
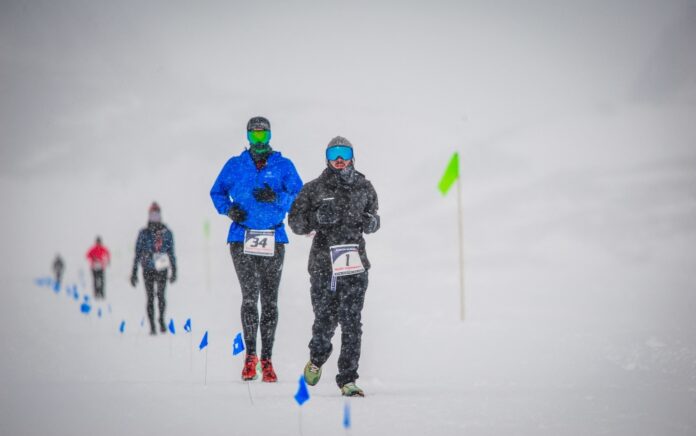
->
xmin=80 ymin=296 xmax=91 ymax=314
xmin=343 ymin=401 xmax=351 ymax=429
xmin=232 ymin=332 xmax=245 ymax=356
xmin=294 ymin=376 xmax=310 ymax=406
xmin=73 ymin=288 xmax=79 ymax=300
xmin=119 ymin=320 xmax=125 ymax=333
xmin=97 ymin=308 xmax=102 ymax=318
xmin=184 ymin=318 xmax=191 ymax=333
xmin=168 ymin=319 xmax=176 ymax=334
xmin=199 ymin=331 xmax=209 ymax=350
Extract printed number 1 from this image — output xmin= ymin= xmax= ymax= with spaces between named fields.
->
xmin=346 ymin=254 xmax=350 ymax=266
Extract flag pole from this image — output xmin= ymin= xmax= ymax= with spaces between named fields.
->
xmin=204 ymin=219 xmax=212 ymax=294
xmin=246 ymin=382 xmax=255 ymax=405
xmin=204 ymin=348 xmax=209 ymax=385
xmin=456 ymin=164 xmax=465 ymax=321
xmin=299 ymin=407 xmax=304 ymax=436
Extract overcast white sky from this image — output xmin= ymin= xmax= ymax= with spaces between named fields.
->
xmin=1 ymin=0 xmax=693 ymax=182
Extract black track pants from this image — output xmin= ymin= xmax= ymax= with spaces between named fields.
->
xmin=308 ymin=271 xmax=368 ymax=387
xmin=144 ymin=269 xmax=168 ymax=332
xmin=92 ymin=269 xmax=105 ymax=299
xmin=230 ymin=242 xmax=285 ymax=360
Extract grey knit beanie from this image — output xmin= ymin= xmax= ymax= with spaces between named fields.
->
xmin=326 ymin=136 xmax=353 ymax=149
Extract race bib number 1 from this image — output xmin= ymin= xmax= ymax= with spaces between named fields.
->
xmin=329 ymin=244 xmax=365 ymax=276
xmin=244 ymin=230 xmax=275 ymax=257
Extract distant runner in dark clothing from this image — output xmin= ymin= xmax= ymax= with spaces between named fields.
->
xmin=130 ymin=202 xmax=177 ymax=335
xmin=53 ymin=254 xmax=65 ymax=289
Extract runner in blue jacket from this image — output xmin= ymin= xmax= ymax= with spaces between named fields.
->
xmin=210 ymin=116 xmax=303 ymax=382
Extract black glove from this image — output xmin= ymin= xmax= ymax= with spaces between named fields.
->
xmin=316 ymin=202 xmax=339 ymax=225
xmin=227 ymin=204 xmax=247 ymax=223
xmin=253 ymin=183 xmax=277 ymax=203
xmin=130 ymin=272 xmax=138 ymax=287
xmin=169 ymin=270 xmax=177 ymax=284
xmin=362 ymin=212 xmax=380 ymax=234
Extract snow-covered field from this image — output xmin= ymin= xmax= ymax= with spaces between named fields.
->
xmin=1 ymin=1 xmax=695 ymax=435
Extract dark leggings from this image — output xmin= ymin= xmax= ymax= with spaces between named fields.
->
xmin=230 ymin=242 xmax=285 ymax=360
xmin=144 ymin=269 xmax=168 ymax=332
xmin=92 ymin=269 xmax=105 ymax=299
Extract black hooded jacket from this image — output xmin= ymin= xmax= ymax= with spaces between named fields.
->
xmin=289 ymin=167 xmax=380 ymax=275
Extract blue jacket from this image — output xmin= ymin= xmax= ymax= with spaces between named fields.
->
xmin=132 ymin=223 xmax=177 ymax=273
xmin=210 ymin=150 xmax=303 ymax=243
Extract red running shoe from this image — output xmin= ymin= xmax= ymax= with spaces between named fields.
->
xmin=261 ymin=358 xmax=277 ymax=383
xmin=241 ymin=354 xmax=259 ymax=381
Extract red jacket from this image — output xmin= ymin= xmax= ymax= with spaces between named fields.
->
xmin=86 ymin=244 xmax=110 ymax=270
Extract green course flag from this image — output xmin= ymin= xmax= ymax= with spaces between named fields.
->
xmin=438 ymin=152 xmax=459 ymax=195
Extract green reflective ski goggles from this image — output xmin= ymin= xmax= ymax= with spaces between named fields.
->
xmin=247 ymin=130 xmax=271 ymax=145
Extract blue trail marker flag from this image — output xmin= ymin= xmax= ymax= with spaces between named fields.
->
xmin=168 ymin=319 xmax=176 ymax=334
xmin=199 ymin=331 xmax=209 ymax=350
xmin=232 ymin=332 xmax=245 ymax=356
xmin=80 ymin=296 xmax=91 ymax=314
xmin=343 ymin=401 xmax=351 ymax=429
xmin=119 ymin=320 xmax=125 ymax=333
xmin=294 ymin=376 xmax=310 ymax=406
xmin=184 ymin=318 xmax=191 ymax=333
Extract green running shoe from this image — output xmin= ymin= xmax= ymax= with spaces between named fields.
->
xmin=303 ymin=361 xmax=322 ymax=386
xmin=340 ymin=382 xmax=364 ymax=397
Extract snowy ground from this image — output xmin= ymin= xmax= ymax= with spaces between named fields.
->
xmin=2 ymin=1 xmax=696 ymax=435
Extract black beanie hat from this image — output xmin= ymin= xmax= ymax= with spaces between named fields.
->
xmin=247 ymin=116 xmax=271 ymax=131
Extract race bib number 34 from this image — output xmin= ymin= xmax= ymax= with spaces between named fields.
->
xmin=244 ymin=230 xmax=275 ymax=257
xmin=330 ymin=244 xmax=365 ymax=276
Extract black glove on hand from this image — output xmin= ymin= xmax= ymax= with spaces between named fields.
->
xmin=316 ymin=202 xmax=339 ymax=225
xmin=169 ymin=270 xmax=177 ymax=284
xmin=362 ymin=212 xmax=380 ymax=234
xmin=227 ymin=204 xmax=248 ymax=223
xmin=130 ymin=273 xmax=138 ymax=287
xmin=253 ymin=183 xmax=277 ymax=203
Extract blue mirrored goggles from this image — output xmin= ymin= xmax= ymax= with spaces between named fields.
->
xmin=326 ymin=145 xmax=353 ymax=161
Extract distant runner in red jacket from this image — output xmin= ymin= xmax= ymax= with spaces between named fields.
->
xmin=86 ymin=236 xmax=111 ymax=299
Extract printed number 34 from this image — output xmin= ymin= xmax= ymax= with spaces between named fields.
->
xmin=250 ymin=237 xmax=267 ymax=248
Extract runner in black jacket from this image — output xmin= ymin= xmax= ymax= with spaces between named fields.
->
xmin=289 ymin=136 xmax=380 ymax=397
xmin=130 ymin=202 xmax=177 ymax=335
